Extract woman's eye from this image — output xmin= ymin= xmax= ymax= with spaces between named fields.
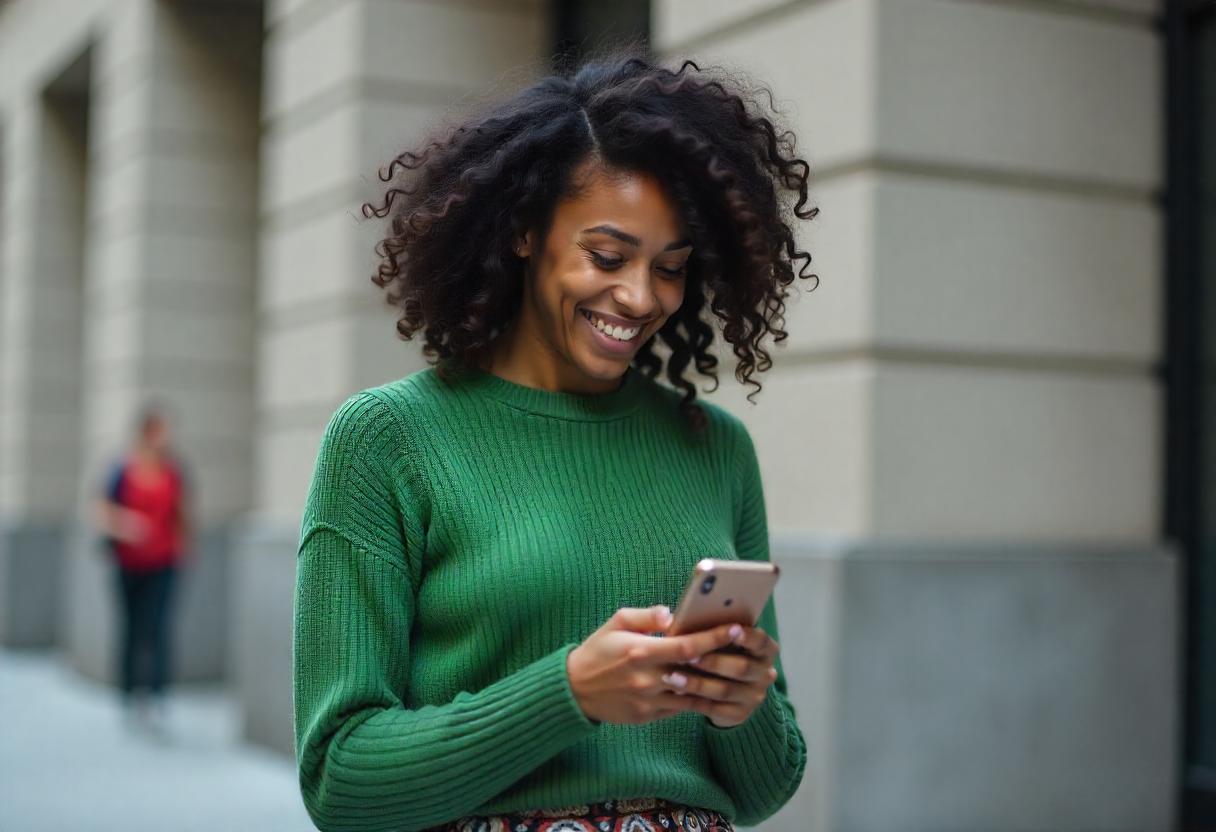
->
xmin=589 ymin=252 xmax=624 ymax=269
xmin=588 ymin=251 xmax=687 ymax=278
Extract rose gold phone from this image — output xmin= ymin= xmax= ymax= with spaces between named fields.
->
xmin=667 ymin=558 xmax=780 ymax=656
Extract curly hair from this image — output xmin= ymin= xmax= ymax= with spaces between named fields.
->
xmin=362 ymin=46 xmax=818 ymax=434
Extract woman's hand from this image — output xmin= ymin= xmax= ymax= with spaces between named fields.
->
xmin=663 ymin=624 xmax=782 ymax=729
xmin=566 ymin=605 xmax=745 ymax=725
xmin=109 ymin=507 xmax=151 ymax=545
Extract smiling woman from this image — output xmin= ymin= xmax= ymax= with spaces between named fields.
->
xmin=361 ymin=47 xmax=818 ymax=431
xmin=294 ymin=46 xmax=818 ymax=832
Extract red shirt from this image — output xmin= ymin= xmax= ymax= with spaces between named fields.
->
xmin=107 ymin=456 xmax=186 ymax=571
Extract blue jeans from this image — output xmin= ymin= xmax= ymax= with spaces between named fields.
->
xmin=114 ymin=564 xmax=177 ymax=698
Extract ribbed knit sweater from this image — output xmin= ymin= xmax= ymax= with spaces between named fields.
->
xmin=292 ymin=363 xmax=807 ymax=832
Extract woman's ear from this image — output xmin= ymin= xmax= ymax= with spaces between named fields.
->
xmin=515 ymin=231 xmax=532 ymax=258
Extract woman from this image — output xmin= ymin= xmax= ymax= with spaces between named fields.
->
xmin=293 ymin=49 xmax=818 ymax=832
xmin=97 ymin=404 xmax=193 ymax=730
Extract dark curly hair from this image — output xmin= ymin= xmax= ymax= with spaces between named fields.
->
xmin=362 ymin=46 xmax=818 ymax=433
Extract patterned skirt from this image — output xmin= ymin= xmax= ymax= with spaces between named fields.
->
xmin=425 ymin=797 xmax=735 ymax=832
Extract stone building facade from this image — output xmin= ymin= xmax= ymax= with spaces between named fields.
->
xmin=0 ymin=1 xmax=1184 ymax=830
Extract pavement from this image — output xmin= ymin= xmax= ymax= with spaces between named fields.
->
xmin=0 ymin=647 xmax=316 ymax=831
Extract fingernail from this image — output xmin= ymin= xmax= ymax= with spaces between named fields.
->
xmin=688 ymin=656 xmax=701 ymax=665
xmin=729 ymin=624 xmax=743 ymax=641
xmin=663 ymin=672 xmax=688 ymax=688
xmin=658 ymin=606 xmax=672 ymax=624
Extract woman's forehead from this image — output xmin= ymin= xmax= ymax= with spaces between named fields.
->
xmin=554 ymin=168 xmax=685 ymax=244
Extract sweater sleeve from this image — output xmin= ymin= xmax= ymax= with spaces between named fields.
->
xmin=702 ymin=419 xmax=808 ymax=827
xmin=293 ymin=391 xmax=600 ymax=832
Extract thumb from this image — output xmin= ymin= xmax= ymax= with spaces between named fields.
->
xmin=609 ymin=605 xmax=673 ymax=634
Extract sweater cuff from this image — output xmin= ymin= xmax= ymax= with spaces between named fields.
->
xmin=702 ymin=683 xmax=789 ymax=763
xmin=550 ymin=642 xmax=600 ymax=731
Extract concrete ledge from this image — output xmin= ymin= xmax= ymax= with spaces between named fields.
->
xmin=228 ymin=517 xmax=298 ymax=759
xmin=767 ymin=534 xmax=1178 ymax=832
xmin=0 ymin=522 xmax=66 ymax=647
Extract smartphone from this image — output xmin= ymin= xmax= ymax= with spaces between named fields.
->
xmin=667 ymin=558 xmax=780 ymax=657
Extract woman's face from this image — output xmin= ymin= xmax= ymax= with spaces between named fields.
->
xmin=142 ymin=417 xmax=169 ymax=453
xmin=503 ymin=160 xmax=692 ymax=393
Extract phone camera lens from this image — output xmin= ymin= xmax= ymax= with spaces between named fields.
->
xmin=700 ymin=575 xmax=716 ymax=594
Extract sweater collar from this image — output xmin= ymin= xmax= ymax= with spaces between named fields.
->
xmin=449 ymin=363 xmax=646 ymax=421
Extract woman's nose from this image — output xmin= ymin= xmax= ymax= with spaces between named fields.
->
xmin=611 ymin=267 xmax=660 ymax=317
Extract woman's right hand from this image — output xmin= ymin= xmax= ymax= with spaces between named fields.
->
xmin=113 ymin=509 xmax=151 ymax=544
xmin=566 ymin=605 xmax=745 ymax=725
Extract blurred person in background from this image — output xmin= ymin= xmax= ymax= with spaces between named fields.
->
xmin=96 ymin=403 xmax=193 ymax=733
xmin=294 ymin=46 xmax=818 ymax=832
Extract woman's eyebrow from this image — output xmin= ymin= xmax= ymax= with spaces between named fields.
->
xmin=582 ymin=224 xmax=692 ymax=251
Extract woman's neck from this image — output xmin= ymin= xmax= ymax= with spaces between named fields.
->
xmin=474 ymin=321 xmax=624 ymax=396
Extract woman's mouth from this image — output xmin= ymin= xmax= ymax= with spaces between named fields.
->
xmin=580 ymin=309 xmax=643 ymax=340
xmin=579 ymin=308 xmax=643 ymax=354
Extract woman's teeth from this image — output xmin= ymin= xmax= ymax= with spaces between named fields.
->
xmin=582 ymin=309 xmax=639 ymax=341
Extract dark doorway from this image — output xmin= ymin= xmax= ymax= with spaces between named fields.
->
xmin=1167 ymin=0 xmax=1216 ymax=828
xmin=550 ymin=0 xmax=651 ymax=73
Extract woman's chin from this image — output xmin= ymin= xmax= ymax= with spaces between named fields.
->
xmin=572 ymin=352 xmax=629 ymax=383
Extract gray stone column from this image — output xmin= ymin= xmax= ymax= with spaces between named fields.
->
xmin=60 ymin=0 xmax=262 ymax=686
xmin=236 ymin=0 xmax=547 ymax=756
xmin=0 ymin=82 xmax=88 ymax=647
xmin=654 ymin=1 xmax=1174 ymax=830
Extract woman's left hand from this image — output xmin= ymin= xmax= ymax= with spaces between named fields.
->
xmin=659 ymin=623 xmax=781 ymax=728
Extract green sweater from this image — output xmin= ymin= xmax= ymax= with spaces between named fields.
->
xmin=292 ymin=363 xmax=807 ymax=831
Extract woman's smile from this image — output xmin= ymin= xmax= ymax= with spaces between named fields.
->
xmin=579 ymin=307 xmax=645 ymax=354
